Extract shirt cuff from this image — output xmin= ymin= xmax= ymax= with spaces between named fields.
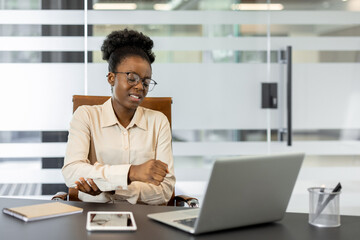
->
xmin=78 ymin=191 xmax=111 ymax=203
xmin=92 ymin=163 xmax=131 ymax=191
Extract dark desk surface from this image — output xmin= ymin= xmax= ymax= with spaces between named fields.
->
xmin=1 ymin=197 xmax=360 ymax=240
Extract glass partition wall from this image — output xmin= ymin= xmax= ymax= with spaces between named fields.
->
xmin=87 ymin=3 xmax=273 ymax=199
xmin=0 ymin=0 xmax=359 ymax=214
xmin=270 ymin=1 xmax=360 ymax=214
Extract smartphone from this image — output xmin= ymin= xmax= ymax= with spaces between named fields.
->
xmin=86 ymin=211 xmax=137 ymax=231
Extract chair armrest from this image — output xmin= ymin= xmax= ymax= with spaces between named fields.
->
xmin=174 ymin=195 xmax=199 ymax=208
xmin=51 ymin=188 xmax=80 ymax=201
xmin=51 ymin=192 xmax=68 ymax=201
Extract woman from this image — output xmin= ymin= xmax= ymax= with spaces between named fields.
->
xmin=62 ymin=29 xmax=175 ymax=205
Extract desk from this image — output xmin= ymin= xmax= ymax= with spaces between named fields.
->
xmin=1 ymin=198 xmax=360 ymax=240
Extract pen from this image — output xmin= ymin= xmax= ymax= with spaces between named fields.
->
xmin=316 ymin=186 xmax=325 ymax=213
xmin=314 ymin=182 xmax=342 ymax=220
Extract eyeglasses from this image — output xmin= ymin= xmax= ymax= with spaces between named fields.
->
xmin=113 ymin=72 xmax=157 ymax=92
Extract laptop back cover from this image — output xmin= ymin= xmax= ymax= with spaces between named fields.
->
xmin=194 ymin=153 xmax=304 ymax=234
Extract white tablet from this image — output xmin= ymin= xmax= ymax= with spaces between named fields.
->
xmin=86 ymin=211 xmax=137 ymax=231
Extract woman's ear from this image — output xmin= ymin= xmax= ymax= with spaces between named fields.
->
xmin=107 ymin=72 xmax=115 ymax=86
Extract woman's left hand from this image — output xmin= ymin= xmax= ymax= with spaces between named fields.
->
xmin=75 ymin=177 xmax=102 ymax=196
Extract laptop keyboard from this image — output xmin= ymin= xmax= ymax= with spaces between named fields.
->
xmin=174 ymin=217 xmax=198 ymax=228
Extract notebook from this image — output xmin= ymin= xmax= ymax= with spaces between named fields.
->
xmin=3 ymin=202 xmax=83 ymax=222
xmin=148 ymin=153 xmax=305 ymax=234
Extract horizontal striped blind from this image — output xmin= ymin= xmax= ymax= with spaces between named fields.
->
xmin=0 ymin=9 xmax=359 ymax=158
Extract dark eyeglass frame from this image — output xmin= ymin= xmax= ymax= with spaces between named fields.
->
xmin=113 ymin=71 xmax=157 ymax=92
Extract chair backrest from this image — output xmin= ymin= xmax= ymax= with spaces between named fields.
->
xmin=72 ymin=95 xmax=172 ymax=127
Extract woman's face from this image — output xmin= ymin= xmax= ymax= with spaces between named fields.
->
xmin=108 ymin=55 xmax=152 ymax=111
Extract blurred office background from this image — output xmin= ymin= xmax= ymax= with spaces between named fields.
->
xmin=0 ymin=0 xmax=359 ymax=214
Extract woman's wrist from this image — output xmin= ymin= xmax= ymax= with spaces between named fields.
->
xmin=128 ymin=165 xmax=137 ymax=184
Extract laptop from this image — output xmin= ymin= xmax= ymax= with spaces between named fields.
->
xmin=148 ymin=153 xmax=304 ymax=234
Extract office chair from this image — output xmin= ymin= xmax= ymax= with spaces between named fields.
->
xmin=53 ymin=95 xmax=198 ymax=207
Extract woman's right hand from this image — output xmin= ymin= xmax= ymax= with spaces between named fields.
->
xmin=75 ymin=177 xmax=102 ymax=196
xmin=128 ymin=159 xmax=169 ymax=186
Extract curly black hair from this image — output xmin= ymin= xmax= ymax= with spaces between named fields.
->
xmin=101 ymin=29 xmax=155 ymax=72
